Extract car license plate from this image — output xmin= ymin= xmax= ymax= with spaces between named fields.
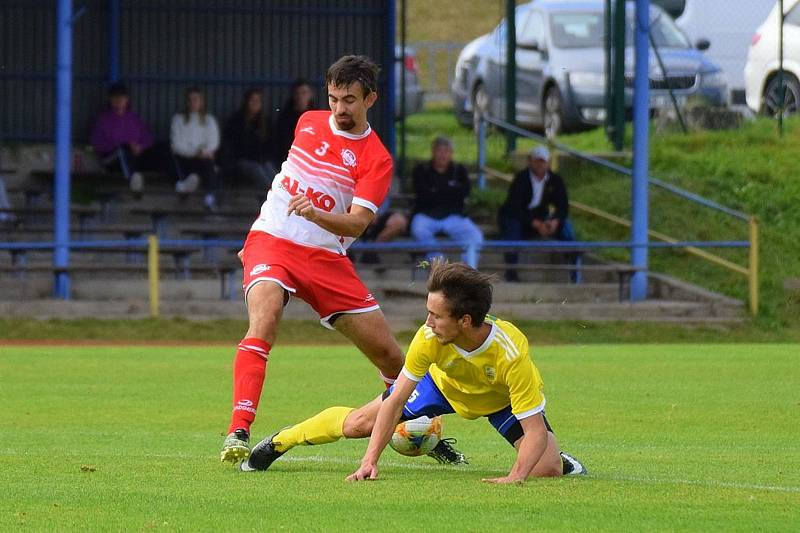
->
xmin=650 ymin=94 xmax=686 ymax=109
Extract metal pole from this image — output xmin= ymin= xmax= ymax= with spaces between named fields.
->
xmin=148 ymin=234 xmax=160 ymax=317
xmin=748 ymin=217 xmax=759 ymax=315
xmin=54 ymin=0 xmax=73 ymax=299
xmin=477 ymin=117 xmax=487 ymax=189
xmin=611 ymin=0 xmax=626 ymax=150
xmin=398 ymin=0 xmax=406 ymax=185
xmin=604 ymin=0 xmax=612 ymax=142
xmin=387 ymin=0 xmax=398 ymax=165
xmin=778 ymin=0 xmax=784 ymax=136
xmin=649 ymin=29 xmax=687 ymax=133
xmin=108 ymin=0 xmax=121 ymax=82
xmin=505 ymin=0 xmax=516 ymax=153
xmin=630 ymin=0 xmax=650 ymax=301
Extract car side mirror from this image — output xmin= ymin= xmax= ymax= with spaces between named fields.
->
xmin=695 ymin=38 xmax=710 ymax=51
xmin=518 ymin=39 xmax=541 ymax=51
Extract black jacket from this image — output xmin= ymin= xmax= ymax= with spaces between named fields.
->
xmin=219 ymin=111 xmax=270 ymax=166
xmin=412 ymin=161 xmax=471 ymax=219
xmin=500 ymin=169 xmax=569 ymax=225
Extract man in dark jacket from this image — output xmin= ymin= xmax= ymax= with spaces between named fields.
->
xmin=410 ymin=136 xmax=483 ymax=268
xmin=498 ymin=146 xmax=576 ymax=282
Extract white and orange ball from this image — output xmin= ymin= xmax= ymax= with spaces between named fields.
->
xmin=389 ymin=416 xmax=442 ymax=456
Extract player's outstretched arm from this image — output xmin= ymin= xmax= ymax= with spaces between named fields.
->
xmin=482 ymin=413 xmax=548 ymax=484
xmin=287 ymin=195 xmax=374 ymax=237
xmin=346 ymin=374 xmax=416 ymax=481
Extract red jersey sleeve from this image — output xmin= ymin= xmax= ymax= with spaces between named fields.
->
xmin=351 ymin=137 xmax=393 ymax=212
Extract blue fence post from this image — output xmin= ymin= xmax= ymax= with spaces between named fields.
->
xmin=108 ymin=0 xmax=121 ymax=82
xmin=54 ymin=0 xmax=73 ymax=299
xmin=477 ymin=116 xmax=487 ymax=189
xmin=630 ymin=0 xmax=650 ymax=302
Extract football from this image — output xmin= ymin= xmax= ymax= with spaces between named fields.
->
xmin=389 ymin=415 xmax=443 ymax=456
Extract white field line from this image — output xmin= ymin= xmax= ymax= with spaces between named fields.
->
xmin=4 ymin=450 xmax=799 ymax=494
xmin=278 ymin=455 xmax=800 ymax=494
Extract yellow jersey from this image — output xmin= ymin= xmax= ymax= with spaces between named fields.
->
xmin=402 ymin=316 xmax=546 ymax=420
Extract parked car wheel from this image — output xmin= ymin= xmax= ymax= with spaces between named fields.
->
xmin=543 ymin=86 xmax=564 ymax=139
xmin=762 ymin=73 xmax=800 ymax=118
xmin=472 ymin=82 xmax=490 ymax=130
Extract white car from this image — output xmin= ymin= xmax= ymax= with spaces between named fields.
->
xmin=744 ymin=0 xmax=800 ymax=116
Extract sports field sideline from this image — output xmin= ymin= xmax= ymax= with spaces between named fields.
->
xmin=1 ymin=343 xmax=798 ymax=530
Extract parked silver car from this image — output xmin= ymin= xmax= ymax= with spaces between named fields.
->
xmin=452 ymin=0 xmax=726 ymax=136
xmin=396 ymin=45 xmax=425 ymax=117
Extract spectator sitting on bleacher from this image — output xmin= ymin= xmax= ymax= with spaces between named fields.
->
xmin=89 ymin=82 xmax=155 ymax=193
xmin=271 ymin=78 xmax=316 ymax=168
xmin=410 ymin=136 xmax=483 ymax=269
xmin=170 ymin=86 xmax=221 ymax=211
xmin=498 ymin=145 xmax=576 ymax=282
xmin=219 ymin=87 xmax=276 ymax=192
xmin=359 ymin=192 xmax=410 ymax=264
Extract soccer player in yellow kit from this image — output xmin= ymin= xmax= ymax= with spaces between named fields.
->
xmin=241 ymin=261 xmax=586 ymax=482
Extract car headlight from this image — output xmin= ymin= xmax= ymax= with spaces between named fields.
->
xmin=569 ymin=71 xmax=606 ymax=89
xmin=700 ymin=70 xmax=726 ymax=89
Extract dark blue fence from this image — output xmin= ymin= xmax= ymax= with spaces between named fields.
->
xmin=0 ymin=0 xmax=395 ymax=144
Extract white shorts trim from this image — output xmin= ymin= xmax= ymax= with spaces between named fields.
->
xmin=244 ymin=277 xmax=296 ymax=306
xmin=514 ymin=396 xmax=547 ymax=421
xmin=319 ymin=304 xmax=381 ymax=330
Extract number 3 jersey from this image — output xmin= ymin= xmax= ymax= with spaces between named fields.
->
xmin=250 ymin=110 xmax=393 ymax=254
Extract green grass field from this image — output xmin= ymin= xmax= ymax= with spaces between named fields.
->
xmin=2 ymin=343 xmax=798 ymax=531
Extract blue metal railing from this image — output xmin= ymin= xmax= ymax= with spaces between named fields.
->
xmin=479 ymin=115 xmax=750 ymax=221
xmin=475 ymin=114 xmax=759 ymax=313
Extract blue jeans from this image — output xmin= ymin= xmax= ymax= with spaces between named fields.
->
xmin=410 ymin=213 xmax=483 ymax=268
xmin=498 ymin=212 xmax=577 ymax=281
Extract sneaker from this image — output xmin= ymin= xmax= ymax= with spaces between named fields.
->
xmin=220 ymin=428 xmax=250 ymax=464
xmin=203 ymin=193 xmax=219 ymax=213
xmin=560 ymin=451 xmax=587 ymax=476
xmin=427 ymin=438 xmax=468 ymax=465
xmin=175 ymin=173 xmax=200 ymax=194
xmin=129 ymin=172 xmax=144 ymax=193
xmin=240 ymin=432 xmax=285 ymax=472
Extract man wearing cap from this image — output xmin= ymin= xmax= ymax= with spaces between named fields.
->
xmin=498 ymin=146 xmax=575 ymax=282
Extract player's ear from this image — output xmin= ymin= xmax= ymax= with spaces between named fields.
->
xmin=459 ymin=314 xmax=473 ymax=329
xmin=364 ymin=90 xmax=378 ymax=109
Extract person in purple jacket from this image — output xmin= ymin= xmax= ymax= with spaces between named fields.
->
xmin=89 ymin=82 xmax=155 ymax=192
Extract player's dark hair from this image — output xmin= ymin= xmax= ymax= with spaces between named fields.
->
xmin=426 ymin=260 xmax=495 ymax=327
xmin=325 ymin=55 xmax=379 ymax=97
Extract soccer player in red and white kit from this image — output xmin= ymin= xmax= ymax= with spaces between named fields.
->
xmin=220 ymin=55 xmax=407 ymax=464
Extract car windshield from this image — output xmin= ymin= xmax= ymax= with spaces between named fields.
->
xmin=548 ymin=10 xmax=691 ymax=49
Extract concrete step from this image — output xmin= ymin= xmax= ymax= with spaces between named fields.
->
xmin=375 ymin=280 xmax=625 ymax=304
xmin=0 ymin=296 xmax=744 ymax=328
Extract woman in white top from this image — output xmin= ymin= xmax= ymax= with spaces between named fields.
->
xmin=170 ymin=87 xmax=221 ymax=210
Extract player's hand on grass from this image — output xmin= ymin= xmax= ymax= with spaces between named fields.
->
xmin=481 ymin=476 xmax=525 ymax=485
xmin=287 ymin=193 xmax=318 ymax=221
xmin=346 ymin=463 xmax=378 ymax=481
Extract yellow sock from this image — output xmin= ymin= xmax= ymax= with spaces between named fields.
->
xmin=273 ymin=406 xmax=355 ymax=453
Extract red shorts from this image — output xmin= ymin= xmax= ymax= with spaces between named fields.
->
xmin=241 ymin=231 xmax=380 ymax=329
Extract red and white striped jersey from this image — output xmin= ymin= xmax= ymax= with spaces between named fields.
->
xmin=250 ymin=110 xmax=393 ymax=254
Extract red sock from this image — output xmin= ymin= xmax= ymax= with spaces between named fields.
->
xmin=227 ymin=337 xmax=270 ymax=434
xmin=380 ymin=371 xmax=398 ymax=390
